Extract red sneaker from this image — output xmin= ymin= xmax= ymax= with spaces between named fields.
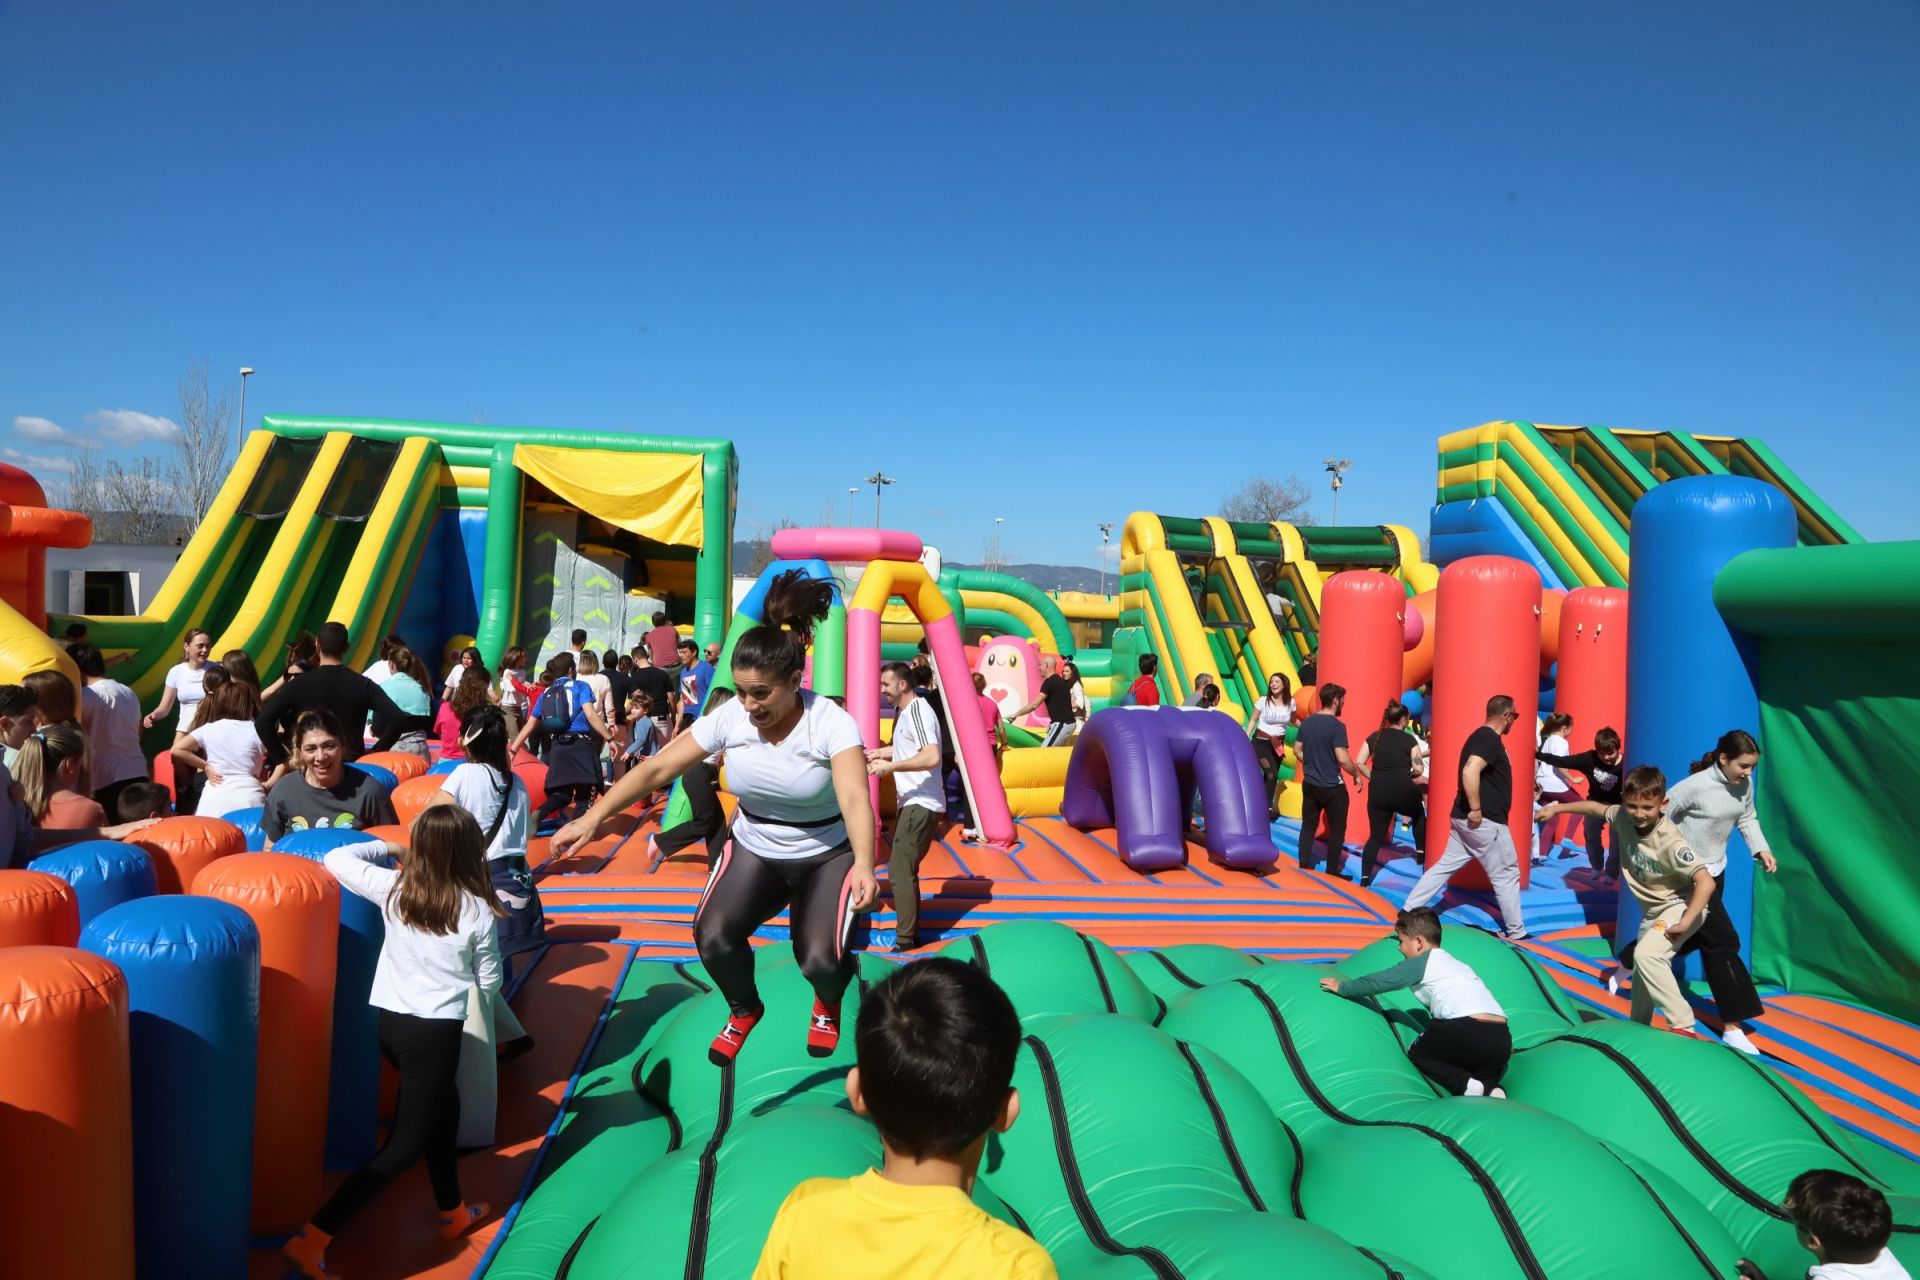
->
xmin=1667 ymin=1026 xmax=1703 ymax=1039
xmin=708 ymin=1005 xmax=765 ymax=1067
xmin=806 ymin=998 xmax=842 ymax=1058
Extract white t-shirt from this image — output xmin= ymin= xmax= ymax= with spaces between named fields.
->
xmin=323 ymin=840 xmax=502 ymax=1019
xmin=363 ymin=659 xmax=394 ymax=686
xmin=890 ymin=696 xmax=945 ymax=814
xmin=164 ymin=661 xmax=208 ymax=730
xmin=691 ymin=691 xmax=863 ymax=860
xmin=1255 ymin=696 xmax=1294 ymax=737
xmin=188 ymin=717 xmax=268 ymax=818
xmin=1536 ymin=732 xmax=1571 ymax=791
xmin=499 ymin=670 xmax=527 ymax=711
xmin=82 ymin=679 xmax=148 ymax=788
xmin=582 ymin=672 xmax=613 ymax=720
xmin=1810 ymin=1250 xmax=1913 ymax=1280
xmin=440 ymin=762 xmax=530 ymax=862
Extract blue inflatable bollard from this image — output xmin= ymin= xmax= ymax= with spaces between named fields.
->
xmin=29 ymin=840 xmax=157 ymax=925
xmin=428 ymin=759 xmax=462 ymax=775
xmin=351 ymin=762 xmax=398 ymax=794
xmin=222 ymin=806 xmax=268 ymax=851
xmin=83 ymin=896 xmax=260 ymax=1280
xmin=270 ymin=826 xmax=391 ymax=1168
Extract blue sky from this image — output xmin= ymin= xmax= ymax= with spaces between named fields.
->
xmin=4 ymin=2 xmax=1916 ymax=566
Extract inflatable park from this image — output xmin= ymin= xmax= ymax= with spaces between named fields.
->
xmin=3 ymin=412 xmax=1918 ymax=1279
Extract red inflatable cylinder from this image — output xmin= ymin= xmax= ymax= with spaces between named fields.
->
xmin=0 ymin=869 xmax=81 ymax=947
xmin=128 ymin=815 xmax=244 ymax=894
xmin=0 ymin=947 xmax=134 ymax=1279
xmin=1401 ymin=589 xmax=1437 ymax=691
xmin=1318 ymin=571 xmax=1409 ymax=814
xmin=1427 ymin=557 xmax=1541 ymax=878
xmin=194 ymin=854 xmax=338 ymax=1235
xmin=1556 ymin=587 xmax=1630 ymax=752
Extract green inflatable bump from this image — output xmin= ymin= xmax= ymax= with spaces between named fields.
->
xmin=1498 ymin=1019 xmax=1920 ymax=1277
xmin=1123 ymin=943 xmax=1266 ymax=1010
xmin=942 ymin=920 xmax=1157 ymax=1024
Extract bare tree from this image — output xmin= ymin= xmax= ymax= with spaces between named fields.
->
xmin=68 ymin=446 xmax=181 ymax=545
xmin=174 ymin=361 xmax=236 ymax=534
xmin=743 ymin=517 xmax=800 ymax=575
xmin=1220 ymin=473 xmax=1315 ymax=526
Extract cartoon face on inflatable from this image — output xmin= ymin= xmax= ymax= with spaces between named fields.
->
xmin=977 ymin=635 xmax=1045 ymax=728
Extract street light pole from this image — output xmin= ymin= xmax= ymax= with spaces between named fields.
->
xmin=1323 ymin=458 xmax=1352 ymax=525
xmin=864 ymin=471 xmax=895 ymax=527
xmin=237 ymin=367 xmax=255 ymax=455
xmin=845 ymin=487 xmax=859 ymax=527
xmin=1098 ymin=522 xmax=1114 ymax=596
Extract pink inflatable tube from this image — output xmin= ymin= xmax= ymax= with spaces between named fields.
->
xmin=772 ymin=527 xmax=923 ymax=564
xmin=847 ymin=562 xmax=1016 ymax=848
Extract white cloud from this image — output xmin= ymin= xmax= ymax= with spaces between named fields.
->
xmin=86 ymin=408 xmax=181 ymax=445
xmin=1 ymin=445 xmax=75 ymax=474
xmin=13 ymin=415 xmax=71 ymax=443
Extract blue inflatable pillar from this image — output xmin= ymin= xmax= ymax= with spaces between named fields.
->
xmin=82 ymin=897 xmax=260 ymax=1280
xmin=28 ymin=840 xmax=157 ymax=924
xmin=223 ymin=806 xmax=268 ymax=851
xmin=1624 ymin=477 xmax=1796 ymax=970
xmin=271 ymin=827 xmax=390 ymax=1168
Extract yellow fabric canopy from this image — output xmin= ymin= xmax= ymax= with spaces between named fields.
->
xmin=513 ymin=445 xmax=705 ymax=548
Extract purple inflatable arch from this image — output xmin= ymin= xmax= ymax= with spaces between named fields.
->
xmin=1060 ymin=707 xmax=1277 ymax=872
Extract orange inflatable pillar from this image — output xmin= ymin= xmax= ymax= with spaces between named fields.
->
xmin=1318 ymin=572 xmax=1408 ymax=815
xmin=1427 ymin=557 xmax=1541 ymax=882
xmin=0 ymin=869 xmax=81 ymax=947
xmin=389 ymin=774 xmax=443 ymax=828
xmin=1537 ymin=589 xmax=1566 ymax=675
xmin=194 ymin=854 xmax=338 ymax=1235
xmin=356 ymin=750 xmax=427 ymax=784
xmin=127 ymin=815 xmax=244 ymax=893
xmin=1556 ymin=588 xmax=1629 ymax=750
xmin=0 ymin=947 xmax=134 ymax=1279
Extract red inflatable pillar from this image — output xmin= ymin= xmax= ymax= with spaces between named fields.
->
xmin=0 ymin=947 xmax=134 ymax=1278
xmin=1555 ymin=588 xmax=1629 ymax=750
xmin=195 ymin=854 xmax=338 ymax=1235
xmin=1318 ymin=571 xmax=1408 ymax=814
xmin=1427 ymin=557 xmax=1541 ymax=882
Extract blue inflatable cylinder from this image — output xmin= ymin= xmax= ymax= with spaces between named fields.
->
xmin=223 ymin=806 xmax=268 ymax=851
xmin=1624 ymin=477 xmax=1796 ymax=969
xmin=271 ymin=827 xmax=390 ymax=1168
xmin=82 ymin=896 xmax=260 ymax=1280
xmin=428 ymin=759 xmax=462 ymax=775
xmin=28 ymin=840 xmax=157 ymax=924
xmin=351 ymin=762 xmax=398 ymax=795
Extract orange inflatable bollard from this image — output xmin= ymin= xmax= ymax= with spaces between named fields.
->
xmin=194 ymin=854 xmax=338 ymax=1235
xmin=514 ymin=758 xmax=548 ymax=813
xmin=0 ymin=946 xmax=134 ymax=1279
xmin=1401 ymin=589 xmax=1438 ymax=692
xmin=127 ymin=815 xmax=244 ymax=893
xmin=356 ymin=750 xmax=427 ymax=784
xmin=390 ymin=773 xmax=443 ymax=827
xmin=151 ymin=748 xmax=176 ymax=801
xmin=0 ymin=869 xmax=81 ymax=947
xmin=1538 ymin=588 xmax=1566 ymax=675
xmin=361 ymin=823 xmax=411 ymax=848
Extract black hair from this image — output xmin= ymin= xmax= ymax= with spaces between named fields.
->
xmin=1395 ymin=907 xmax=1442 ymax=945
xmin=732 ymin=569 xmax=833 ymax=682
xmin=115 ymin=781 xmax=172 ymax=823
xmin=881 ymin=660 xmax=915 ymax=683
xmin=1137 ymin=653 xmax=1158 ymax=676
xmin=1380 ymin=699 xmax=1409 ymax=730
xmin=459 ymin=704 xmax=515 ymax=816
xmin=1784 ymin=1169 xmax=1894 ymax=1263
xmin=1319 ymin=682 xmax=1346 ymax=705
xmin=542 ymin=653 xmax=574 ymax=683
xmin=66 ymin=643 xmax=107 ymax=678
xmin=1691 ymin=729 xmax=1760 ymax=776
xmin=855 ymin=958 xmax=1022 ymax=1161
xmin=678 ymin=637 xmax=699 ymax=654
xmin=316 ymin=621 xmax=350 ymax=659
xmin=0 ymin=685 xmax=32 ymax=719
xmin=651 ymin=611 xmax=667 ymax=627
xmin=62 ymin=622 xmax=88 ymax=640
xmin=1594 ymin=726 xmax=1622 ymax=754
xmin=570 ymin=628 xmax=588 ymax=647
xmin=1621 ymin=765 xmax=1668 ymax=800
xmin=1485 ymin=694 xmax=1516 ymax=718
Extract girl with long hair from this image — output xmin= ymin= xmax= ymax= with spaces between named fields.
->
xmin=441 ymin=645 xmax=485 ymax=702
xmin=16 ymin=724 xmax=103 ymax=830
xmin=23 ymin=667 xmax=79 ymax=729
xmin=379 ymin=645 xmax=437 ymax=761
xmin=1250 ymin=671 xmax=1295 ymax=819
xmin=496 ymin=646 xmax=532 ymax=740
xmin=552 ymin=570 xmax=877 ymax=1064
xmin=1353 ymin=700 xmax=1428 ymax=887
xmin=434 ymin=666 xmax=493 ymax=762
xmin=170 ymin=678 xmax=269 ymax=819
xmin=282 ymin=806 xmax=506 ymax=1276
xmin=430 ymin=704 xmax=544 ymax=975
xmin=221 ymin=649 xmax=263 ymax=691
xmin=262 ymin=632 xmax=320 ymax=699
xmin=1531 ymin=712 xmax=1580 ymax=864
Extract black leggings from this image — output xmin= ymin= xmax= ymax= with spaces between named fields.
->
xmin=694 ymin=840 xmax=856 ymax=1015
xmin=1252 ymin=736 xmax=1284 ymax=814
xmin=312 ymin=1010 xmax=463 ymax=1232
xmin=1408 ymin=1016 xmax=1512 ymax=1096
xmin=1618 ymin=869 xmax=1763 ymax=1023
xmin=655 ymin=762 xmax=725 ymax=860
xmin=1360 ymin=795 xmax=1426 ymax=882
xmin=537 ymin=785 xmax=595 ymax=826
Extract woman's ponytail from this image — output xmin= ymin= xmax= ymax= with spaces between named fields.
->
xmin=1691 ymin=728 xmax=1760 ymax=775
xmin=733 ymin=569 xmax=834 ymax=680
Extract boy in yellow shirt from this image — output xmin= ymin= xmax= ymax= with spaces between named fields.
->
xmin=753 ymin=958 xmax=1058 ymax=1280
xmin=1539 ymin=765 xmax=1715 ymax=1036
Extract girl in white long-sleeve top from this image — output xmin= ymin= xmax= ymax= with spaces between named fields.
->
xmin=283 ymin=805 xmax=506 ymax=1278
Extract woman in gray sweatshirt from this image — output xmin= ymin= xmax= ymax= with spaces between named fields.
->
xmin=1630 ymin=729 xmax=1776 ymax=1055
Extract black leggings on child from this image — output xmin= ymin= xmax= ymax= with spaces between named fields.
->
xmin=312 ymin=1010 xmax=464 ymax=1233
xmin=537 ymin=785 xmax=596 ymax=827
xmin=1408 ymin=1016 xmax=1512 ymax=1096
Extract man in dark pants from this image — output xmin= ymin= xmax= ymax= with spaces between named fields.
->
xmin=1292 ymin=683 xmax=1368 ymax=877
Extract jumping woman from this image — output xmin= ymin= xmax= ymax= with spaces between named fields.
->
xmin=1250 ymin=671 xmax=1295 ymax=819
xmin=1354 ymin=699 xmax=1427 ymax=887
xmin=551 ymin=571 xmax=878 ymax=1064
xmin=282 ymin=805 xmax=504 ymax=1277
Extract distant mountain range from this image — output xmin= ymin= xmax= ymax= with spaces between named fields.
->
xmin=731 ymin=541 xmax=1109 ymax=595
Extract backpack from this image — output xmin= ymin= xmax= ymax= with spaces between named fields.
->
xmin=537 ymin=682 xmax=574 ymax=735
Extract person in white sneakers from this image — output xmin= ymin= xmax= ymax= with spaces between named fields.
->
xmin=1403 ymin=694 xmax=1529 ymax=941
xmin=1320 ymin=907 xmax=1511 ymax=1098
xmin=866 ymin=662 xmax=944 ymax=952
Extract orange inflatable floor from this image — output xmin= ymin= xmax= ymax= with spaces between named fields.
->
xmin=252 ymin=814 xmax=1920 ymax=1279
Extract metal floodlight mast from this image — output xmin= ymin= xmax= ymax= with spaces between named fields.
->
xmin=865 ymin=471 xmax=895 ymax=526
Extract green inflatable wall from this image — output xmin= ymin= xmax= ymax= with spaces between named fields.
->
xmin=487 ymin=923 xmax=1920 ymax=1280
